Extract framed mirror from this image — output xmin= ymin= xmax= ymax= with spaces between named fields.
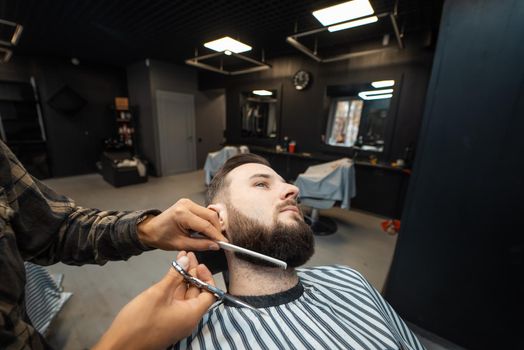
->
xmin=324 ymin=79 xmax=397 ymax=153
xmin=240 ymin=89 xmax=280 ymax=140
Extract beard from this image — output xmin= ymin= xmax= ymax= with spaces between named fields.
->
xmin=226 ymin=202 xmax=314 ymax=268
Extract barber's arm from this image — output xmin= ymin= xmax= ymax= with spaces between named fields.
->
xmin=93 ymin=252 xmax=215 ymax=350
xmin=0 ymin=140 xmax=225 ymax=349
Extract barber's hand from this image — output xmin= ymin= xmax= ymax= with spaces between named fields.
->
xmin=93 ymin=252 xmax=216 ymax=350
xmin=137 ymin=198 xmax=227 ymax=251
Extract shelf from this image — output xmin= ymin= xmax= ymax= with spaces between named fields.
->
xmin=6 ymin=140 xmax=46 ymax=145
xmin=354 ymin=161 xmax=411 ymax=173
xmin=0 ymin=99 xmax=38 ymax=104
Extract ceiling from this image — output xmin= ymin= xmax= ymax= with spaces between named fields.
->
xmin=0 ymin=0 xmax=443 ymax=66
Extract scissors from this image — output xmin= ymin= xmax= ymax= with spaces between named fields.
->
xmin=171 ymin=258 xmax=265 ymax=315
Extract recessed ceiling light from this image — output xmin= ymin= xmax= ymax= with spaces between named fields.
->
xmin=328 ymin=15 xmax=378 ymax=32
xmin=204 ymin=36 xmax=252 ymax=53
xmin=371 ymin=80 xmax=395 ymax=88
xmin=358 ymin=88 xmax=394 ymax=100
xmin=313 ymin=0 xmax=375 ymax=26
xmin=359 ymin=93 xmax=393 ymax=100
xmin=252 ymin=90 xmax=273 ymax=96
xmin=224 ymin=50 xmax=232 ymax=56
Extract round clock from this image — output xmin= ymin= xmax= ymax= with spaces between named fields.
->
xmin=292 ymin=70 xmax=311 ymax=91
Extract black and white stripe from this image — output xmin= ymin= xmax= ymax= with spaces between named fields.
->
xmin=24 ymin=262 xmax=72 ymax=335
xmin=172 ymin=265 xmax=425 ymax=350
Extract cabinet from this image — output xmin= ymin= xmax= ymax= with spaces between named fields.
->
xmin=250 ymin=146 xmax=410 ymax=219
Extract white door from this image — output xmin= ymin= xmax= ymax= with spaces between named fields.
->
xmin=156 ymin=90 xmax=196 ymax=175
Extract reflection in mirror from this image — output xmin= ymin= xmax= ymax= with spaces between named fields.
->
xmin=325 ymin=80 xmax=395 ymax=152
xmin=240 ymin=89 xmax=278 ymax=139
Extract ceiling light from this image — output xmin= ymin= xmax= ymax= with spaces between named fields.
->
xmin=371 ymin=80 xmax=395 ymax=88
xmin=224 ymin=50 xmax=232 ymax=56
xmin=252 ymin=90 xmax=273 ymax=96
xmin=328 ymin=15 xmax=378 ymax=32
xmin=359 ymin=93 xmax=393 ymax=100
xmin=204 ymin=36 xmax=252 ymax=53
xmin=0 ymin=47 xmax=12 ymax=63
xmin=0 ymin=19 xmax=23 ymax=47
xmin=313 ymin=0 xmax=374 ymax=26
xmin=361 ymin=88 xmax=393 ymax=95
xmin=358 ymin=89 xmax=394 ymax=100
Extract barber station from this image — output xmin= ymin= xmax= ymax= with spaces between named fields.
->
xmin=1 ymin=1 xmax=522 ymax=349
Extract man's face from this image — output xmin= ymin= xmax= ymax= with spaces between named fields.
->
xmin=220 ymin=163 xmax=314 ymax=267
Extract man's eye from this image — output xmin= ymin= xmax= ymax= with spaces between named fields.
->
xmin=255 ymin=182 xmax=269 ymax=188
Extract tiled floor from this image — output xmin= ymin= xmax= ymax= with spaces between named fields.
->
xmin=41 ymin=170 xmax=456 ymax=349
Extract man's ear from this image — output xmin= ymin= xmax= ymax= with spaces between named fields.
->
xmin=207 ymin=203 xmax=228 ymax=232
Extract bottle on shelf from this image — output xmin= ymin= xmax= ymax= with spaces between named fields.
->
xmin=283 ymin=136 xmax=289 ymax=152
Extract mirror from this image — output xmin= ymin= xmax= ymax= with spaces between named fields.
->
xmin=325 ymin=80 xmax=395 ymax=152
xmin=240 ymin=89 xmax=278 ymax=139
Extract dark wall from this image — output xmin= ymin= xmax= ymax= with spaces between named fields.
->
xmin=127 ymin=60 xmax=158 ymax=174
xmin=200 ymin=42 xmax=433 ymax=163
xmin=150 ymin=60 xmax=198 ymax=93
xmin=0 ymin=56 xmax=127 ymax=177
xmin=384 ymin=1 xmax=524 ymax=349
xmin=127 ymin=59 xmax=225 ymax=174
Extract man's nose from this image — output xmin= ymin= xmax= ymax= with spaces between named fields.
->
xmin=281 ymin=183 xmax=299 ymax=200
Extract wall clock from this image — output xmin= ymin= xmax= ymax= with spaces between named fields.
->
xmin=292 ymin=70 xmax=311 ymax=91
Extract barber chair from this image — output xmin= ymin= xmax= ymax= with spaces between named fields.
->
xmin=203 ymin=145 xmax=249 ymax=185
xmin=295 ymin=158 xmax=356 ymax=236
xmin=300 ymin=198 xmax=338 ymax=235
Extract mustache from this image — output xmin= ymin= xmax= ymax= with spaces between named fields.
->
xmin=276 ymin=199 xmax=299 ymax=211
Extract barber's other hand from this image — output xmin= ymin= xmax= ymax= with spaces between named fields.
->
xmin=93 ymin=252 xmax=216 ymax=350
xmin=137 ymin=198 xmax=227 ymax=251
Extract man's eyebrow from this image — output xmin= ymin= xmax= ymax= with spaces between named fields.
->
xmin=249 ymin=173 xmax=286 ymax=183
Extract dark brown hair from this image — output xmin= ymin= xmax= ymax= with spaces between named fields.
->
xmin=206 ymin=153 xmax=270 ymax=205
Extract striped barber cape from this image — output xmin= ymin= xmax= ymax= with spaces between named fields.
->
xmin=172 ymin=265 xmax=425 ymax=350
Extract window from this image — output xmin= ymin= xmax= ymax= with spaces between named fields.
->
xmin=326 ymin=98 xmax=363 ymax=147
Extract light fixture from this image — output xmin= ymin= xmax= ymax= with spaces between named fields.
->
xmin=287 ymin=0 xmax=403 ymax=63
xmin=313 ymin=0 xmax=374 ymax=26
xmin=186 ymin=48 xmax=270 ymax=75
xmin=371 ymin=80 xmax=395 ymax=88
xmin=204 ymin=36 xmax=252 ymax=53
xmin=360 ymin=93 xmax=393 ymax=100
xmin=328 ymin=15 xmax=378 ymax=32
xmin=252 ymin=90 xmax=273 ymax=96
xmin=0 ymin=47 xmax=12 ymax=63
xmin=0 ymin=18 xmax=23 ymax=47
xmin=358 ymin=88 xmax=394 ymax=100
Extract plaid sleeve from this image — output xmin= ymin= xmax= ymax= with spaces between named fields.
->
xmin=1 ymin=141 xmax=159 ymax=265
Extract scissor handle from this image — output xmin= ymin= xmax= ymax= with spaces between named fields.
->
xmin=171 ymin=259 xmax=225 ymax=299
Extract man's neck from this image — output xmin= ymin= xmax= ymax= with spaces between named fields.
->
xmin=226 ymin=254 xmax=299 ymax=296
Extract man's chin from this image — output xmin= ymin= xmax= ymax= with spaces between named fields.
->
xmin=278 ymin=211 xmax=304 ymax=222
xmin=278 ymin=217 xmax=304 ymax=227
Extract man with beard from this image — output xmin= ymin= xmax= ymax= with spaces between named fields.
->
xmin=172 ymin=153 xmax=425 ymax=350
